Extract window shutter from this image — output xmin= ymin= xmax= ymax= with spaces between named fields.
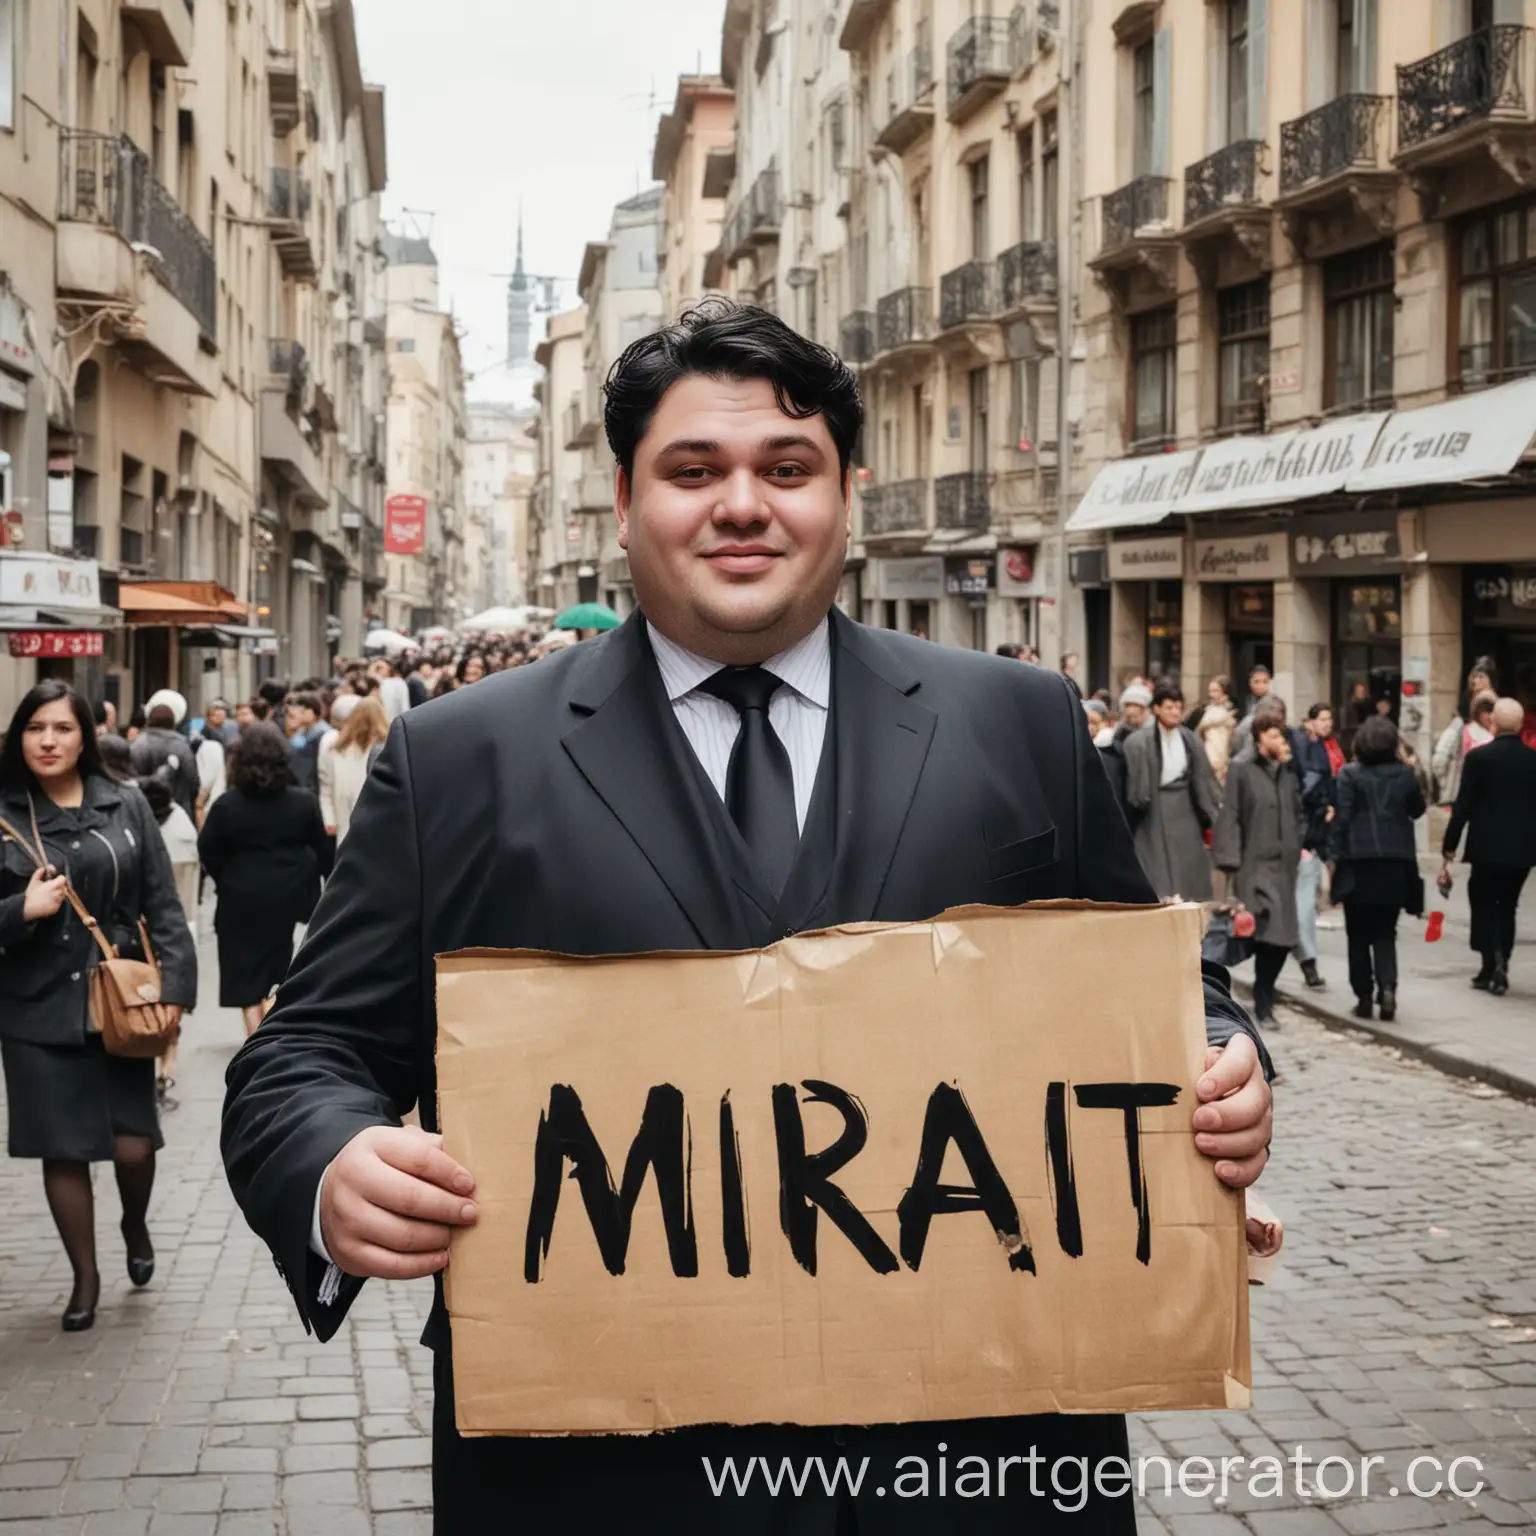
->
xmin=1207 ymin=13 xmax=1226 ymax=154
xmin=1305 ymin=0 xmax=1331 ymax=107
xmin=1151 ymin=28 xmax=1173 ymax=176
xmin=1036 ymin=357 xmax=1059 ymax=464
xmin=1247 ymin=0 xmax=1269 ymax=140
xmin=1354 ymin=0 xmax=1377 ymax=92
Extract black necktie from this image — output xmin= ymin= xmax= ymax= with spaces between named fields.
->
xmin=698 ymin=665 xmax=800 ymax=898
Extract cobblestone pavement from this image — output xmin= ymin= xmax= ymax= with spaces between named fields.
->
xmin=1 ymin=925 xmax=1534 ymax=1533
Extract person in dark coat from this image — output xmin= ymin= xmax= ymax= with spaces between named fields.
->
xmin=198 ymin=722 xmax=333 ymax=1036
xmin=1327 ymin=716 xmax=1426 ymax=1023
xmin=1213 ymin=705 xmax=1305 ymax=1023
xmin=282 ymin=692 xmax=331 ymax=798
xmin=129 ymin=702 xmax=201 ymax=822
xmin=1441 ymin=697 xmax=1536 ymax=995
xmin=0 ymin=680 xmax=197 ymax=1332
xmin=1122 ymin=680 xmax=1221 ymax=900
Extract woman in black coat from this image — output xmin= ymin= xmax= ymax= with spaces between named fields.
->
xmin=0 ymin=681 xmax=197 ymax=1331
xmin=1328 ymin=716 xmax=1426 ymax=1023
xmin=198 ymin=723 xmax=334 ymax=1036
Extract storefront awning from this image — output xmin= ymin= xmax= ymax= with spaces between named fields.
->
xmin=176 ymin=624 xmax=276 ymax=650
xmin=119 ymin=579 xmax=247 ymax=627
xmin=1066 ymin=449 xmax=1200 ymax=533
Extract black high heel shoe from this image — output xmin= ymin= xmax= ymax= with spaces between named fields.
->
xmin=122 ymin=1219 xmax=155 ymax=1288
xmin=62 ymin=1272 xmax=100 ymax=1332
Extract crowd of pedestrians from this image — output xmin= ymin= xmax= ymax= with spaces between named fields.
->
xmin=1086 ymin=657 xmax=1536 ymax=1025
xmin=0 ymin=619 xmax=580 ymax=1332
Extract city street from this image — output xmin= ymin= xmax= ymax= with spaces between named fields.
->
xmin=2 ymin=917 xmax=1535 ymax=1534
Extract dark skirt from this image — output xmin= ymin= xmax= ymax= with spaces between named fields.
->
xmin=2 ymin=1033 xmax=161 ymax=1161
xmin=216 ymin=908 xmax=298 ymax=1008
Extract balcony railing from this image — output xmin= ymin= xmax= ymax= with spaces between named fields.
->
xmin=59 ymin=130 xmax=217 ymax=339
xmin=946 ymin=16 xmax=1012 ymax=118
xmin=997 ymin=240 xmax=1056 ymax=308
xmin=1101 ymin=175 xmax=1173 ymax=251
xmin=267 ymin=339 xmax=308 ymax=397
xmin=840 ymin=310 xmax=876 ymax=364
xmin=723 ymin=166 xmax=781 ymax=259
xmin=1279 ymin=94 xmax=1390 ymax=192
xmin=1184 ymin=140 xmax=1266 ymax=224
xmin=1398 ymin=24 xmax=1528 ymax=150
xmin=876 ymin=287 xmax=933 ymax=352
xmin=939 ymin=261 xmax=998 ymax=328
xmin=268 ymin=166 xmax=313 ymax=221
xmin=863 ymin=479 xmax=929 ymax=536
xmin=935 ymin=472 xmax=990 ymax=531
xmin=878 ymin=42 xmax=937 ymax=149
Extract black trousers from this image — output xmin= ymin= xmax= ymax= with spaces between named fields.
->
xmin=1468 ymin=866 xmax=1529 ymax=968
xmin=1344 ymin=903 xmax=1399 ymax=1002
xmin=1252 ymin=941 xmax=1288 ymax=1016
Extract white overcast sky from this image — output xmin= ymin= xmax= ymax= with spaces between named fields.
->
xmin=357 ymin=0 xmax=727 ymax=398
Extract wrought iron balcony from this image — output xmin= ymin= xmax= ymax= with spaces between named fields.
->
xmin=839 ymin=310 xmax=876 ymax=365
xmin=362 ymin=522 xmax=385 ymax=584
xmin=1100 ymin=175 xmax=1174 ymax=252
xmin=997 ymin=240 xmax=1056 ymax=309
xmin=1279 ymin=94 xmax=1390 ymax=193
xmin=876 ymin=43 xmax=937 ymax=152
xmin=939 ymin=261 xmax=999 ymax=329
xmin=723 ymin=166 xmax=781 ymax=262
xmin=935 ymin=472 xmax=990 ymax=532
xmin=267 ymin=339 xmax=308 ymax=398
xmin=1184 ymin=140 xmax=1266 ymax=225
xmin=268 ymin=166 xmax=312 ymax=221
xmin=1397 ymin=24 xmax=1529 ymax=152
xmin=269 ymin=167 xmax=317 ymax=279
xmin=58 ymin=130 xmax=217 ymax=340
xmin=862 ymin=479 xmax=929 ymax=537
xmin=946 ymin=16 xmax=1012 ymax=122
xmin=876 ymin=287 xmax=933 ymax=352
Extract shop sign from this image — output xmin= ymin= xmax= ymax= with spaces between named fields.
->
xmin=1193 ymin=527 xmax=1290 ymax=582
xmin=1290 ymin=512 xmax=1402 ymax=576
xmin=870 ymin=556 xmax=944 ymax=601
xmin=384 ymin=494 xmax=427 ymax=555
xmin=1067 ymin=449 xmax=1200 ymax=533
xmin=0 ymin=285 xmax=36 ymax=378
xmin=1347 ymin=375 xmax=1536 ymax=492
xmin=1108 ymin=534 xmax=1185 ymax=581
xmin=1470 ymin=565 xmax=1536 ymax=620
xmin=0 ymin=552 xmax=101 ymax=610
xmin=944 ymin=556 xmax=995 ymax=598
xmin=997 ymin=545 xmax=1054 ymax=598
xmin=8 ymin=630 xmax=103 ymax=658
xmin=1175 ymin=413 xmax=1388 ymax=515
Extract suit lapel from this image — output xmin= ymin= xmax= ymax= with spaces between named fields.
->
xmin=824 ymin=609 xmax=937 ymax=922
xmin=561 ymin=616 xmax=753 ymax=950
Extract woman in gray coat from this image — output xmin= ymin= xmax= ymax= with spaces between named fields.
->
xmin=1213 ymin=705 xmax=1305 ymax=1024
xmin=0 ymin=681 xmax=197 ymax=1331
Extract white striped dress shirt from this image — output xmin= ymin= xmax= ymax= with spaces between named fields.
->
xmin=648 ymin=619 xmax=832 ymax=833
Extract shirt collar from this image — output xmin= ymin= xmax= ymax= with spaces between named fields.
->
xmin=648 ymin=617 xmax=831 ymax=710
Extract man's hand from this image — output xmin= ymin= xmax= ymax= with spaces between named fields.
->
xmin=1193 ymin=1034 xmax=1271 ymax=1190
xmin=319 ymin=1125 xmax=478 ymax=1280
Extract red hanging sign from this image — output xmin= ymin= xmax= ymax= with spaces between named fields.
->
xmin=8 ymin=630 xmax=105 ymax=659
xmin=385 ymin=494 xmax=427 ymax=555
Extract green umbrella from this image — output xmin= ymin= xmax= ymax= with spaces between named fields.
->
xmin=554 ymin=602 xmax=622 ymax=632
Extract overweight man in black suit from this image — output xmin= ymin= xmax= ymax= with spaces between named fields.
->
xmin=223 ymin=301 xmax=1273 ymax=1535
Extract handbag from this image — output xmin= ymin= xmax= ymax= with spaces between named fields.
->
xmin=0 ymin=803 xmax=178 ymax=1058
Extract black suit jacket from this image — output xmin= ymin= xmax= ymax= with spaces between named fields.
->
xmin=222 ymin=611 xmax=1263 ymax=1535
xmin=1443 ymin=732 xmax=1536 ymax=869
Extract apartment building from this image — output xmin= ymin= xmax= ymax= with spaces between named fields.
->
xmin=653 ymin=75 xmax=736 ymax=321
xmin=1068 ymin=0 xmax=1536 ymax=777
xmin=466 ymin=402 xmax=538 ymax=609
xmin=838 ymin=0 xmax=1067 ymax=652
xmin=383 ymin=230 xmax=468 ymax=634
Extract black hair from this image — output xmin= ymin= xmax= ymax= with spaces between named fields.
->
xmin=1307 ymin=702 xmax=1333 ymax=720
xmin=91 ymin=698 xmax=112 ymax=727
xmin=97 ymin=732 xmax=133 ymax=780
xmin=1249 ymin=664 xmax=1272 ymax=681
xmin=288 ymin=692 xmax=323 ymax=718
xmin=1353 ymin=715 xmax=1399 ymax=765
xmin=0 ymin=680 xmax=109 ymax=794
xmin=995 ymin=642 xmax=1022 ymax=659
xmin=228 ymin=722 xmax=297 ymax=795
xmin=602 ymin=298 xmax=862 ymax=482
xmin=1152 ymin=680 xmax=1183 ymax=707
xmin=1251 ymin=702 xmax=1287 ymax=744
xmin=257 ymin=679 xmax=289 ymax=708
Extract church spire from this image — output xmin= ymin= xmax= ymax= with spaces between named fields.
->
xmin=507 ymin=202 xmax=534 ymax=367
xmin=511 ymin=203 xmax=527 ymax=292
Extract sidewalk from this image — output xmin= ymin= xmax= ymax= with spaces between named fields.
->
xmin=1231 ymin=854 xmax=1536 ymax=1100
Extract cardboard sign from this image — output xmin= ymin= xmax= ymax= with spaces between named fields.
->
xmin=437 ymin=902 xmax=1250 ymax=1437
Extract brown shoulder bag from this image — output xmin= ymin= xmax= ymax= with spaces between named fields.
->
xmin=0 ymin=803 xmax=178 ymax=1058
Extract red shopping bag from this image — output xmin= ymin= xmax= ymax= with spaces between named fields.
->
xmin=1426 ymin=911 xmax=1445 ymax=943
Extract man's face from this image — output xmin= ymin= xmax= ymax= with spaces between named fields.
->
xmin=1154 ymin=697 xmax=1182 ymax=731
xmin=235 ymin=704 xmax=254 ymax=727
xmin=616 ymin=374 xmax=851 ymax=663
xmin=1313 ymin=709 xmax=1334 ymax=738
xmin=207 ymin=706 xmax=226 ymax=730
xmin=1258 ymin=726 xmax=1287 ymax=760
xmin=1250 ymin=673 xmax=1270 ymax=698
xmin=1122 ymin=702 xmax=1148 ymax=730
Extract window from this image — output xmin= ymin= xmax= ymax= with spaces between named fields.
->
xmin=1457 ymin=202 xmax=1536 ymax=388
xmin=1016 ymin=128 xmax=1034 ymax=242
xmin=1133 ymin=40 xmax=1156 ymax=177
xmin=1040 ymin=113 xmax=1059 ymax=242
xmin=1010 ymin=356 xmax=1041 ymax=454
xmin=1335 ymin=0 xmax=1355 ymax=93
xmin=1226 ymin=0 xmax=1250 ymax=147
xmin=969 ymin=155 xmax=990 ymax=259
xmin=1130 ymin=306 xmax=1177 ymax=448
xmin=969 ymin=367 xmax=990 ymax=472
xmin=1325 ymin=241 xmax=1394 ymax=410
xmin=1217 ymin=280 xmax=1269 ymax=432
xmin=0 ymin=0 xmax=15 ymax=131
